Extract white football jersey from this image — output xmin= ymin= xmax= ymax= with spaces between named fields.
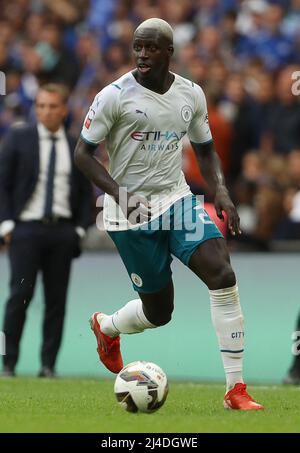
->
xmin=81 ymin=71 xmax=212 ymax=230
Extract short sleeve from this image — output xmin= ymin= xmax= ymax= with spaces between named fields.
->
xmin=187 ymin=85 xmax=213 ymax=144
xmin=80 ymin=84 xmax=120 ymax=145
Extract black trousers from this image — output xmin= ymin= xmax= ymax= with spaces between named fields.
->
xmin=2 ymin=220 xmax=79 ymax=370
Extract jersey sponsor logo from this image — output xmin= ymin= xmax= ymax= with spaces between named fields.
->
xmin=131 ymin=131 xmax=186 ymax=141
xmin=84 ymin=108 xmax=96 ymax=129
xmin=131 ymin=273 xmax=143 ymax=287
xmin=181 ymin=105 xmax=193 ymax=122
xmin=140 ymin=143 xmax=179 ymax=151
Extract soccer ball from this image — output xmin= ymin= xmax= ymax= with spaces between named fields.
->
xmin=114 ymin=361 xmax=168 ymax=413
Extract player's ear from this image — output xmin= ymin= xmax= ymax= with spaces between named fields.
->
xmin=168 ymin=45 xmax=174 ymax=56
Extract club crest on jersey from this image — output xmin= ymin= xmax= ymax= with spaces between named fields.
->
xmin=131 ymin=273 xmax=143 ymax=287
xmin=181 ymin=105 xmax=193 ymax=122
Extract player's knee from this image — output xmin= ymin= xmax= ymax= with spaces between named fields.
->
xmin=220 ymin=268 xmax=236 ymax=288
xmin=153 ymin=312 xmax=172 ymax=327
xmin=209 ymin=264 xmax=236 ymax=290
xmin=148 ymin=308 xmax=173 ymax=327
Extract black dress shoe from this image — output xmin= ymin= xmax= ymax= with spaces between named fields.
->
xmin=1 ymin=366 xmax=15 ymax=377
xmin=38 ymin=367 xmax=56 ymax=378
xmin=283 ymin=369 xmax=300 ymax=385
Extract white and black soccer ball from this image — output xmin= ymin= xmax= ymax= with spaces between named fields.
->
xmin=114 ymin=361 xmax=169 ymax=413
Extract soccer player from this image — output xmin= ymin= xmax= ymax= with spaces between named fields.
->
xmin=75 ymin=18 xmax=263 ymax=410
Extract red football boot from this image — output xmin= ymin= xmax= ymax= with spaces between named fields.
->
xmin=89 ymin=312 xmax=123 ymax=374
xmin=224 ymin=383 xmax=264 ymax=410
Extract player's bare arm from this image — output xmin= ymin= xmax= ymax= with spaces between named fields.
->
xmin=190 ymin=140 xmax=241 ymax=236
xmin=74 ymin=137 xmax=119 ymax=197
xmin=74 ymin=137 xmax=149 ymax=223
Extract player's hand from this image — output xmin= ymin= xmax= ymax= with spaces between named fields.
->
xmin=118 ymin=188 xmax=151 ymax=225
xmin=214 ymin=187 xmax=241 ymax=236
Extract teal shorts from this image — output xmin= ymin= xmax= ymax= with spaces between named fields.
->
xmin=108 ymin=194 xmax=223 ymax=294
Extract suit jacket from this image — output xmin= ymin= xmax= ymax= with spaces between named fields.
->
xmin=0 ymin=124 xmax=93 ymax=229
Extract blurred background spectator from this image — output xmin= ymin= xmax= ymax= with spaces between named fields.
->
xmin=1 ymin=0 xmax=300 ymax=250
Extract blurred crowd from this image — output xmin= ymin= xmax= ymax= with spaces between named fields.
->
xmin=1 ymin=0 xmax=300 ymax=249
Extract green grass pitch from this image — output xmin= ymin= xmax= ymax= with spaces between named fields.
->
xmin=0 ymin=378 xmax=299 ymax=433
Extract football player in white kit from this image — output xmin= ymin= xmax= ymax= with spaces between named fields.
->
xmin=75 ymin=18 xmax=263 ymax=410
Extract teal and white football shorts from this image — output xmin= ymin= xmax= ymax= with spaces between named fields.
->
xmin=108 ymin=194 xmax=223 ymax=294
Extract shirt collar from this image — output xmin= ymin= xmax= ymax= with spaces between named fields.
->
xmin=37 ymin=123 xmax=65 ymax=140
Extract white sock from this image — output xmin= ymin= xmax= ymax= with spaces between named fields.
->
xmin=209 ymin=284 xmax=244 ymax=392
xmin=100 ymin=299 xmax=156 ymax=337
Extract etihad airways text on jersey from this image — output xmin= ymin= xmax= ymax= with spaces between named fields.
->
xmin=131 ymin=131 xmax=186 ymax=141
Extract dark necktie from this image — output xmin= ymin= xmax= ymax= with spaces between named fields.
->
xmin=44 ymin=135 xmax=57 ymax=218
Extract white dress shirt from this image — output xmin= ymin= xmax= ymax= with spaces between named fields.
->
xmin=20 ymin=123 xmax=72 ymax=221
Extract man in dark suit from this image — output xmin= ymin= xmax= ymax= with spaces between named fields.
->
xmin=0 ymin=84 xmax=93 ymax=377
